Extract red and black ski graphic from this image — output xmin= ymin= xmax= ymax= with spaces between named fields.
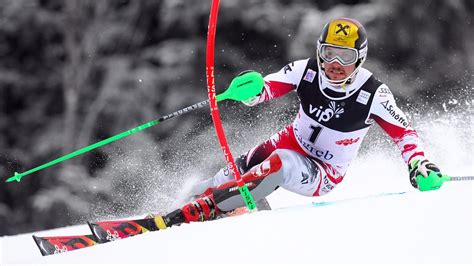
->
xmin=88 ymin=217 xmax=161 ymax=243
xmin=32 ymin=199 xmax=272 ymax=256
xmin=32 ymin=234 xmax=98 ymax=256
xmin=33 ymin=216 xmax=164 ymax=256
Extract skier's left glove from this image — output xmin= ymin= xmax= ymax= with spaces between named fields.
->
xmin=408 ymin=157 xmax=444 ymax=191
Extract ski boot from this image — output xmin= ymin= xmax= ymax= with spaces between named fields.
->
xmin=152 ymin=190 xmax=222 ymax=229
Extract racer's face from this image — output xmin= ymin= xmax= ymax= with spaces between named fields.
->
xmin=323 ymin=61 xmax=356 ymax=81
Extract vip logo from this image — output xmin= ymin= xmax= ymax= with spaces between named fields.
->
xmin=335 ymin=137 xmax=360 ymax=146
xmin=309 ymin=101 xmax=344 ymax=122
xmin=335 ymin=23 xmax=351 ymax=36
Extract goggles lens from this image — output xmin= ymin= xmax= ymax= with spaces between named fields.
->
xmin=320 ymin=45 xmax=358 ymax=66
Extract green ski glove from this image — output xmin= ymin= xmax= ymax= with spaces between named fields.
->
xmin=408 ymin=158 xmax=444 ymax=191
xmin=232 ymin=70 xmax=263 ymax=106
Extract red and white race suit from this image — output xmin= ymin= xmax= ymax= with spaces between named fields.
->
xmin=212 ymin=58 xmax=424 ymax=197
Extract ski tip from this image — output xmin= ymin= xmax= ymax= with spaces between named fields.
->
xmin=32 ymin=234 xmax=99 ymax=256
xmin=87 ymin=221 xmax=110 ymax=244
xmin=32 ymin=235 xmax=52 ymax=256
xmin=87 ymin=221 xmax=98 ymax=231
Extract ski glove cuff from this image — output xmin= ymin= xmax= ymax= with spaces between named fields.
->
xmin=242 ymin=94 xmax=261 ymax=106
xmin=408 ymin=158 xmax=443 ymax=191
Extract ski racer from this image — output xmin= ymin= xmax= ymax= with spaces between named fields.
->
xmin=153 ymin=17 xmax=444 ymax=229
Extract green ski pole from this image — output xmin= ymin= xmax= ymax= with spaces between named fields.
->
xmin=6 ymin=71 xmax=264 ymax=183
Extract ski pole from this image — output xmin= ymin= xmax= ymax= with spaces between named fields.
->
xmin=417 ymin=173 xmax=474 ymax=191
xmin=5 ymin=71 xmax=263 ymax=183
xmin=445 ymin=175 xmax=474 ymax=182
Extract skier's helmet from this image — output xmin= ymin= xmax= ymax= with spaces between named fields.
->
xmin=316 ymin=18 xmax=368 ymax=86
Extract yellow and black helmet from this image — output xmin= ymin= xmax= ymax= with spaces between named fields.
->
xmin=316 ymin=18 xmax=368 ymax=85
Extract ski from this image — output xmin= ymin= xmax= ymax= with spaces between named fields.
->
xmin=33 ymin=198 xmax=272 ymax=256
xmin=32 ymin=234 xmax=98 ymax=256
xmin=33 ymin=216 xmax=164 ymax=256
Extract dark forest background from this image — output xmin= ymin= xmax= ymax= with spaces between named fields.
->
xmin=0 ymin=0 xmax=472 ymax=235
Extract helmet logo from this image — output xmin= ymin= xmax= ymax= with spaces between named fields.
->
xmin=335 ymin=23 xmax=351 ymax=36
xmin=323 ymin=20 xmax=360 ymax=47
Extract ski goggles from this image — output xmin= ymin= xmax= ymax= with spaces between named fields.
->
xmin=319 ymin=44 xmax=359 ymax=66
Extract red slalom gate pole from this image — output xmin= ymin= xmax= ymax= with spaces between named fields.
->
xmin=205 ymin=0 xmax=256 ymax=210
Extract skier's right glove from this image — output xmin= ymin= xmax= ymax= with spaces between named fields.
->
xmin=408 ymin=157 xmax=444 ymax=191
xmin=233 ymin=70 xmax=263 ymax=106
xmin=241 ymin=93 xmax=261 ymax=106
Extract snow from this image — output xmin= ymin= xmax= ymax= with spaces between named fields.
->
xmin=0 ymin=181 xmax=472 ymax=264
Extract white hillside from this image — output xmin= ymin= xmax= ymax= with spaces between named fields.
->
xmin=0 ymin=181 xmax=472 ymax=264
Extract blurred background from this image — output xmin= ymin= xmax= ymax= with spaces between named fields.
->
xmin=0 ymin=0 xmax=472 ymax=235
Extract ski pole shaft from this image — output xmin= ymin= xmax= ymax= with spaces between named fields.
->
xmin=6 ymin=70 xmax=263 ymax=183
xmin=6 ymin=100 xmax=210 ymax=183
xmin=446 ymin=175 xmax=474 ymax=182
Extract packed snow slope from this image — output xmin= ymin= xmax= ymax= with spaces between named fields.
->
xmin=0 ymin=181 xmax=472 ymax=264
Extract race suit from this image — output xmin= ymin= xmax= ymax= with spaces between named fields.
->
xmin=210 ymin=58 xmax=425 ymax=202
